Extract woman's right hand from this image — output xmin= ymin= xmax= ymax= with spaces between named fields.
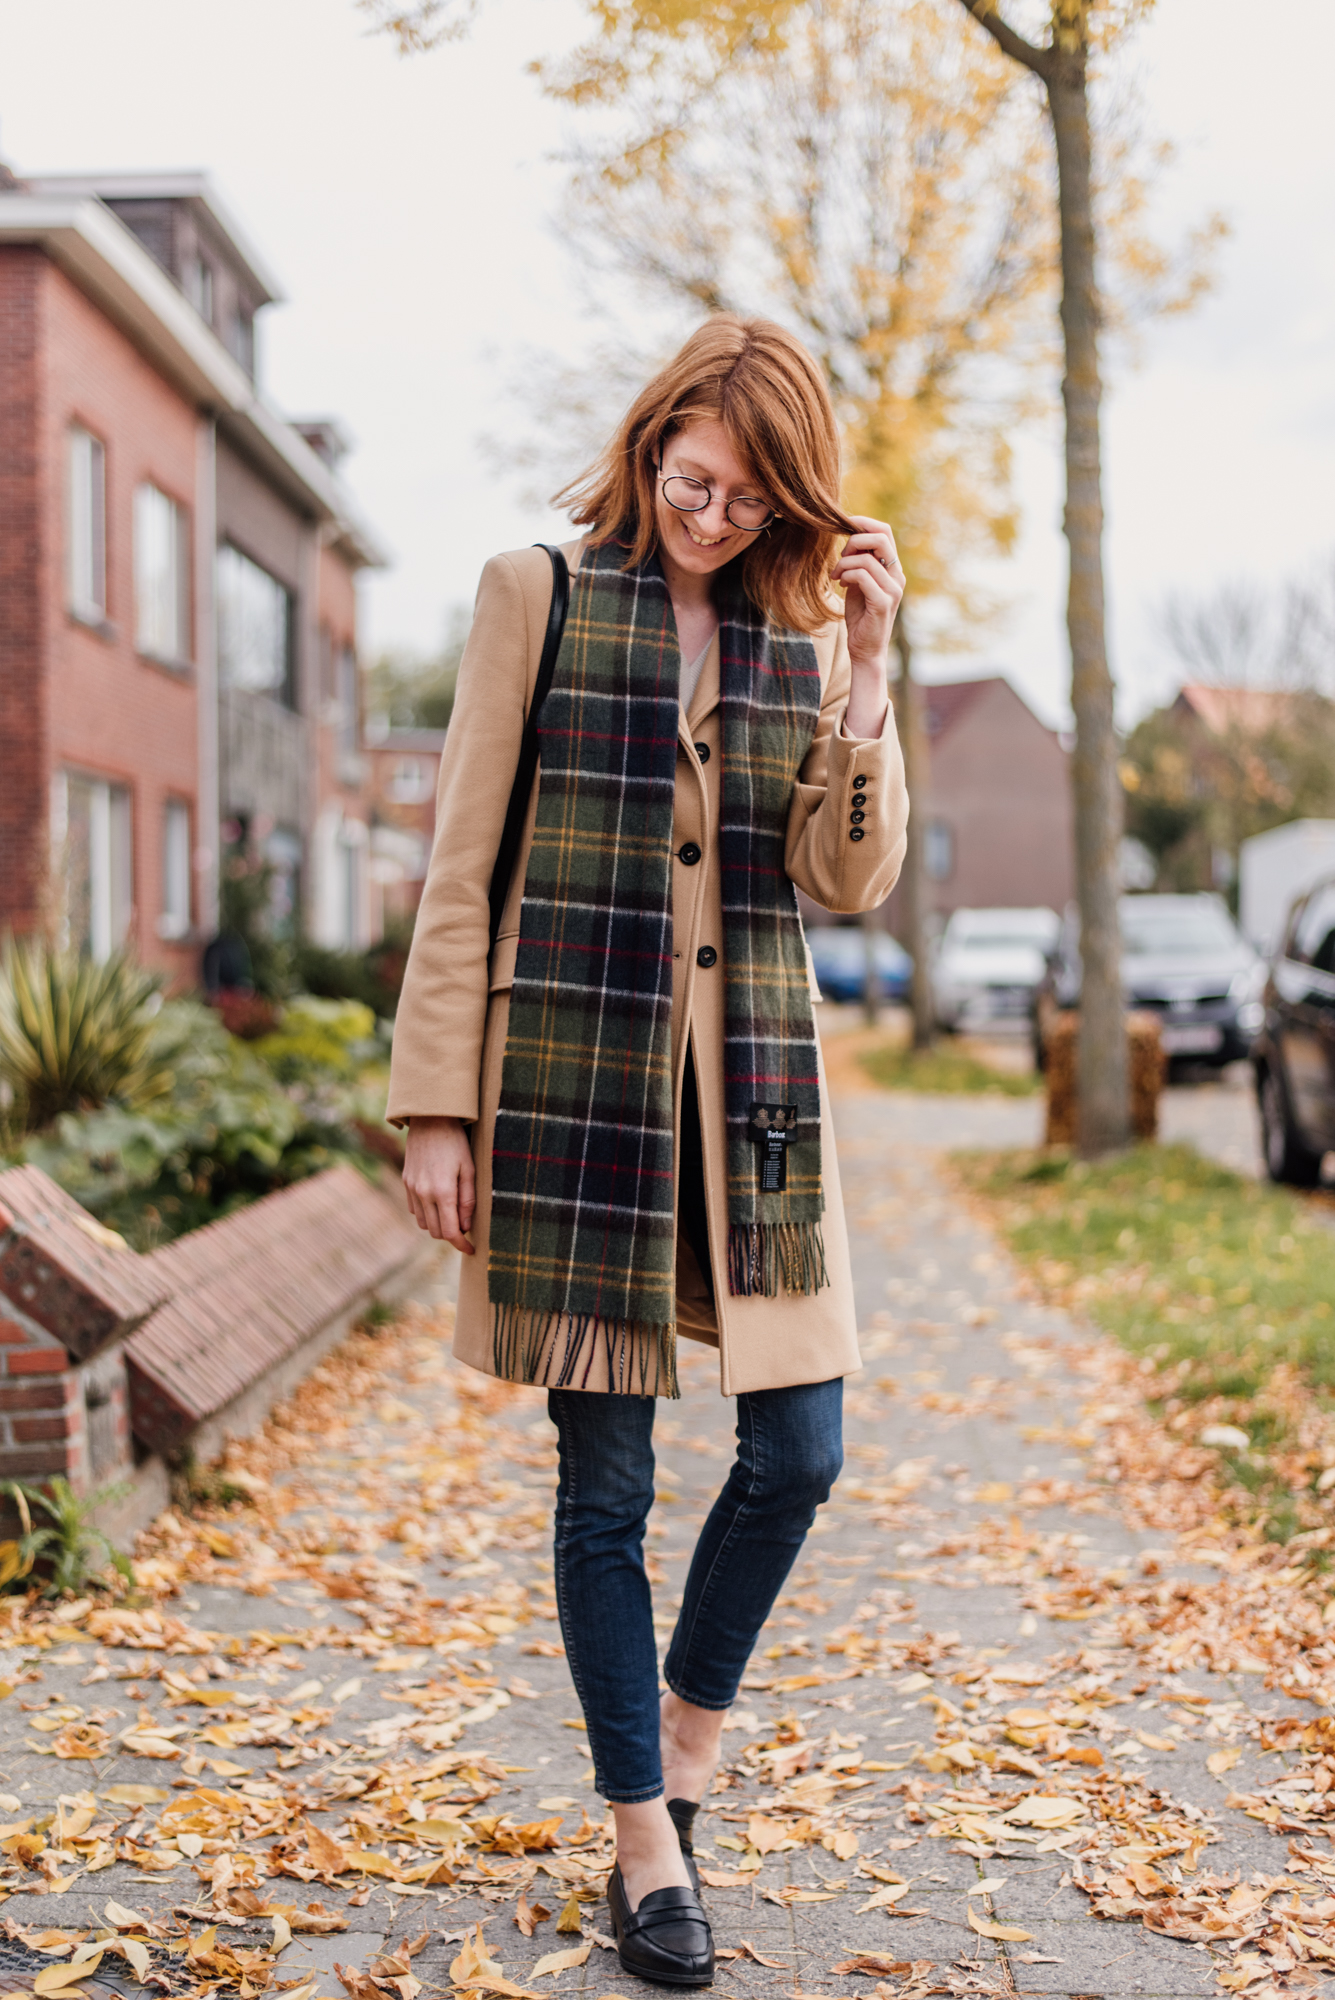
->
xmin=403 ymin=1115 xmax=476 ymax=1253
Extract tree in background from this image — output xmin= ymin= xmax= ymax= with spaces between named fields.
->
xmin=364 ymin=0 xmax=1219 ymax=1114
xmin=1121 ymin=559 xmax=1335 ymax=894
xmin=532 ymin=0 xmax=1056 ymax=1048
xmin=364 ymin=604 xmax=471 ymax=733
xmin=950 ymin=0 xmax=1224 ymax=1152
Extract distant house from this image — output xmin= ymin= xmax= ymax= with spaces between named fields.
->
xmin=887 ymin=674 xmax=1074 ymax=928
xmin=0 ymin=166 xmax=388 ymax=980
xmin=365 ymin=726 xmax=446 ymax=929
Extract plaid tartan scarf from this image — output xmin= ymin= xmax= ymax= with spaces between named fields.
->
xmin=488 ymin=538 xmax=827 ymax=1394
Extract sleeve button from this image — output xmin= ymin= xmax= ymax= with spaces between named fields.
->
xmin=849 ymin=827 xmax=866 ymax=842
xmin=851 ymin=809 xmax=866 ymax=824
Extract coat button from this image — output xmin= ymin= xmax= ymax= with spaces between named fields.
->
xmin=678 ymin=842 xmax=702 ymax=865
xmin=696 ymin=945 xmax=717 ymax=968
xmin=694 ymin=742 xmax=710 ymax=763
xmin=851 ymin=809 xmax=866 ymax=824
xmin=849 ymin=827 xmax=866 ymax=842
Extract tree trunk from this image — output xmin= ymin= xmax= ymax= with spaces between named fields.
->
xmin=893 ymin=620 xmax=934 ymax=1051
xmin=860 ymin=908 xmax=880 ymax=1027
xmin=1049 ymin=46 xmax=1129 ymax=1156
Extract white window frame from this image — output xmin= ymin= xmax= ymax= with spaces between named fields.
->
xmin=52 ymin=770 xmax=133 ymax=962
xmin=159 ymin=798 xmax=192 ymax=941
xmin=67 ymin=426 xmax=107 ymax=623
xmin=134 ymin=482 xmax=190 ymax=663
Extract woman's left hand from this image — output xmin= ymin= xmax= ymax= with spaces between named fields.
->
xmin=832 ymin=516 xmax=904 ymax=670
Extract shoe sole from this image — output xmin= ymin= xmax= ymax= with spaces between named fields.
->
xmin=615 ymin=1948 xmax=714 ymax=1989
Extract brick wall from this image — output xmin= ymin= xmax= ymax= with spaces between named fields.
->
xmin=0 ymin=249 xmax=49 ymax=937
xmin=0 ymin=1166 xmax=164 ymax=1502
xmin=42 ymin=262 xmax=201 ymax=982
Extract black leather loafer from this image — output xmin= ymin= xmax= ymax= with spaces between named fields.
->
xmin=607 ymin=1863 xmax=714 ymax=1987
xmin=666 ymin=1797 xmax=701 ymax=1893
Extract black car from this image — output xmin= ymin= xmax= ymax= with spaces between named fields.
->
xmin=1033 ymin=893 xmax=1265 ymax=1072
xmin=1252 ymin=876 xmax=1335 ymax=1185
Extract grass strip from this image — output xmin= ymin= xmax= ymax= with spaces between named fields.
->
xmin=952 ymin=1142 xmax=1335 ymax=1403
xmin=858 ymin=1038 xmax=1040 ymax=1097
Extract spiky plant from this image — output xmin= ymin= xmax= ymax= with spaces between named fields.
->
xmin=0 ymin=1477 xmax=133 ymax=1597
xmin=0 ymin=940 xmax=172 ymax=1130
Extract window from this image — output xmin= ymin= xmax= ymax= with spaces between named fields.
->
xmin=924 ymin=819 xmax=955 ymax=881
xmin=217 ymin=545 xmax=293 ymax=704
xmin=134 ymin=483 xmax=189 ymax=661
xmin=55 ymin=771 xmax=132 ymax=961
xmin=1293 ymin=887 xmax=1335 ymax=973
xmin=183 ymin=254 xmax=213 ymax=325
xmin=159 ymin=800 xmax=192 ymax=941
xmin=67 ymin=427 xmax=106 ymax=622
xmin=388 ymin=757 xmax=433 ymax=805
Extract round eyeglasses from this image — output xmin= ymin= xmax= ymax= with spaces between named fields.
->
xmin=657 ymin=457 xmax=777 ymax=533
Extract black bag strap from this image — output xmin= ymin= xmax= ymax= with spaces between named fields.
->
xmin=487 ymin=543 xmax=571 ymax=954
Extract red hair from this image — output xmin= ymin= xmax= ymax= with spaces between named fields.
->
xmin=556 ymin=314 xmax=854 ymax=635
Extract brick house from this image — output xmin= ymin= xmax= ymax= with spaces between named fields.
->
xmin=879 ymin=674 xmax=1075 ymax=935
xmin=0 ymin=167 xmax=387 ymax=982
xmin=364 ymin=724 xmax=447 ymax=929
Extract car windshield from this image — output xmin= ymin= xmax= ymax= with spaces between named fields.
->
xmin=1120 ymin=903 xmax=1239 ymax=956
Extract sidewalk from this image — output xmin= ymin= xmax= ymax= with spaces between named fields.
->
xmin=0 ymin=1065 xmax=1327 ymax=2000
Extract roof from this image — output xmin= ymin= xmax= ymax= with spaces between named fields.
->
xmin=24 ymin=170 xmax=285 ymax=303
xmin=1174 ymin=683 xmax=1296 ymax=735
xmin=921 ymin=673 xmax=1062 ymax=743
xmin=0 ymin=185 xmax=387 ymax=571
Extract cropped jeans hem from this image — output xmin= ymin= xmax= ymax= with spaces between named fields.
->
xmin=548 ymin=1376 xmax=843 ymax=1801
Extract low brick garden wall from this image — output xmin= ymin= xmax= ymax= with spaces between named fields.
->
xmin=0 ymin=1161 xmax=428 ymax=1543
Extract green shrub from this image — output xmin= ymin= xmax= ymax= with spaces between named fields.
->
xmin=293 ymin=917 xmax=413 ymax=1020
xmin=1 ymin=1477 xmax=132 ymax=1596
xmin=0 ymin=941 xmax=172 ymax=1130
xmin=252 ymin=995 xmax=378 ymax=1082
xmin=22 ymin=998 xmax=376 ymax=1249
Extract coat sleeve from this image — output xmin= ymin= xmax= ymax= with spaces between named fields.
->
xmin=386 ymin=553 xmax=532 ymax=1124
xmin=784 ymin=616 xmax=910 ymax=913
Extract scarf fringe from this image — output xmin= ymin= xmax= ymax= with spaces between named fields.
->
xmin=491 ymin=1303 xmax=679 ymax=1399
xmin=727 ymin=1220 xmax=828 ymax=1300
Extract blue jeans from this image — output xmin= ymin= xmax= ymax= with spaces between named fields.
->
xmin=548 ymin=1378 xmax=844 ymax=1803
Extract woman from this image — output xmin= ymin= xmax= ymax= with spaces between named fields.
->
xmin=389 ymin=314 xmax=907 ymax=1987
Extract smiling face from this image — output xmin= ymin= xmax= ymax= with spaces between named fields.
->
xmin=652 ymin=417 xmax=774 ymax=590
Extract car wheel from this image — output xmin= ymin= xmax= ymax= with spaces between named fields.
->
xmin=1258 ymin=1065 xmax=1324 ymax=1187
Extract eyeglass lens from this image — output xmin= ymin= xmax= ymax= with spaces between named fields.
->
xmin=661 ymin=474 xmax=773 ymax=532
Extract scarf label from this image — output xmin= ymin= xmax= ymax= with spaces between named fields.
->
xmin=748 ymin=1102 xmax=798 ymax=1192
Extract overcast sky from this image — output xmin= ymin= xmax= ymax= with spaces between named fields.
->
xmin=3 ymin=0 xmax=1331 ymax=728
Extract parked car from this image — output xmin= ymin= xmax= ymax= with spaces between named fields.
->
xmin=1034 ymin=893 xmax=1264 ymax=1070
xmin=1251 ymin=875 xmax=1335 ymax=1185
xmin=806 ymin=925 xmax=913 ymax=1004
xmin=932 ymin=907 xmax=1060 ymax=1031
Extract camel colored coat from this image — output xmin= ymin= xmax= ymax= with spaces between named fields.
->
xmin=387 ymin=541 xmax=909 ymax=1395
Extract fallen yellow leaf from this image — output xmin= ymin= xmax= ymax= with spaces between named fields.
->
xmin=530 ymin=1942 xmax=591 ymax=1978
xmin=968 ymin=1909 xmax=1033 ymax=1943
xmin=1207 ymin=1746 xmax=1243 ymax=1777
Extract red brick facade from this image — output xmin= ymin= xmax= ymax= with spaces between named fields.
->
xmin=0 ymin=250 xmax=47 ymax=936
xmin=0 ymin=175 xmax=386 ymax=987
xmin=41 ymin=260 xmax=202 ymax=979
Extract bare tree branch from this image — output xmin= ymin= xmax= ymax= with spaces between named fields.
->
xmin=954 ymin=0 xmax=1051 ymax=76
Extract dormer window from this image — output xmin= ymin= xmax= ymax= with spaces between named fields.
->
xmin=184 ymin=254 xmax=213 ymax=325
